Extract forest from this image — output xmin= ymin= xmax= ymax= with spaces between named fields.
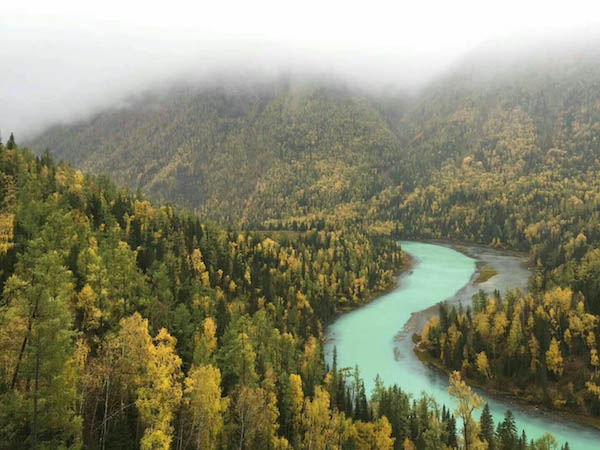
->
xmin=6 ymin=46 xmax=600 ymax=450
xmin=0 ymin=134 xmax=568 ymax=449
xmin=419 ymin=288 xmax=600 ymax=423
xmin=389 ymin=55 xmax=600 ymax=429
xmin=27 ymin=81 xmax=406 ymax=226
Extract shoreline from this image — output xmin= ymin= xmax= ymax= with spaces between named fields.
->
xmin=329 ymin=249 xmax=413 ymax=322
xmin=404 ymin=240 xmax=600 ymax=433
xmin=407 ymin=237 xmax=537 ymax=272
xmin=413 ymin=345 xmax=600 ymax=431
xmin=415 ymin=237 xmax=530 ymax=258
xmin=325 ymin=239 xmax=600 ymax=447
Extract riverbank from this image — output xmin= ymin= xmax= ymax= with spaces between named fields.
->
xmin=326 ymin=241 xmax=600 ymax=448
xmin=334 ymin=249 xmax=413 ymax=316
xmin=413 ymin=343 xmax=600 ymax=431
xmin=397 ymin=240 xmax=531 ymax=345
xmin=423 ymin=238 xmax=530 ymax=259
xmin=406 ymin=240 xmax=600 ymax=432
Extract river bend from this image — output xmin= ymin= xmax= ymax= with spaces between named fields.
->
xmin=325 ymin=241 xmax=600 ymax=449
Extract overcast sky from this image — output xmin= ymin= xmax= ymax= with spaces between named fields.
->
xmin=1 ymin=0 xmax=599 ymax=139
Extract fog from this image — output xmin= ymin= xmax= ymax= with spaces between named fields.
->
xmin=1 ymin=0 xmax=599 ymax=139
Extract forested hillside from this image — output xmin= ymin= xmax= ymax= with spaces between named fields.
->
xmin=0 ymin=137 xmax=403 ymax=448
xmin=29 ymin=52 xmax=600 ymax=259
xmin=0 ymin=137 xmax=568 ymax=450
xmin=22 ymin=44 xmax=600 ymax=439
xmin=390 ymin=52 xmax=600 ymax=426
xmin=377 ymin=52 xmax=600 ymax=269
xmin=0 ymin=138 xmax=564 ymax=450
xmin=419 ymin=287 xmax=600 ymax=425
xmin=29 ymin=79 xmax=406 ymax=225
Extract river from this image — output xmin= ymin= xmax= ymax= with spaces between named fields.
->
xmin=324 ymin=241 xmax=600 ymax=449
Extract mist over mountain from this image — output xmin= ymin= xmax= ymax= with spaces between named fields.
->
xmin=6 ymin=4 xmax=600 ymax=449
xmin=27 ymin=76 xmax=407 ymax=224
xmin=26 ymin=37 xmax=600 ymax=227
xmin=3 ymin=1 xmax=597 ymax=138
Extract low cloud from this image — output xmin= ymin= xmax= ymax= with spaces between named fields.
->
xmin=1 ymin=0 xmax=598 ymax=139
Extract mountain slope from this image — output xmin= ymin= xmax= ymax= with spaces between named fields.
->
xmin=397 ymin=52 xmax=600 ymax=176
xmin=17 ymin=43 xmax=600 ymax=439
xmin=30 ymin=80 xmax=405 ymax=225
xmin=0 ymin=140 xmax=410 ymax=449
xmin=28 ymin=49 xmax=600 ymax=268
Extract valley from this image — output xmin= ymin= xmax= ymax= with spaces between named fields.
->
xmin=3 ymin=26 xmax=600 ymax=450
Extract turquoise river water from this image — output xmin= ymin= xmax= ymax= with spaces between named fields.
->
xmin=325 ymin=241 xmax=600 ymax=449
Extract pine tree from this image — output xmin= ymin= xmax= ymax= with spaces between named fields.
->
xmin=519 ymin=429 xmax=528 ymax=450
xmin=447 ymin=415 xmax=458 ymax=448
xmin=6 ymin=132 xmax=16 ymax=150
xmin=218 ymin=318 xmax=258 ymax=391
xmin=479 ymin=403 xmax=495 ymax=450
xmin=497 ymin=410 xmax=517 ymax=450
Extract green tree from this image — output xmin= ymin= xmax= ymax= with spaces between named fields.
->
xmin=6 ymin=132 xmax=16 ymax=150
xmin=0 ymin=248 xmax=81 ymax=449
xmin=496 ymin=410 xmax=517 ymax=450
xmin=479 ymin=404 xmax=495 ymax=450
xmin=218 ymin=318 xmax=258 ymax=390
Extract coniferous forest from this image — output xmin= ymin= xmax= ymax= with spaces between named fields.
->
xmin=4 ymin=32 xmax=600 ymax=450
xmin=2 ymin=133 xmax=573 ymax=449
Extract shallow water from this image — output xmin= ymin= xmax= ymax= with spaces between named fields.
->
xmin=325 ymin=241 xmax=600 ymax=449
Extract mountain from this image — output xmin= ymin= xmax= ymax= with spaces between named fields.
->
xmin=29 ymin=47 xmax=600 ymax=232
xmin=29 ymin=78 xmax=407 ymax=225
xmin=27 ymin=47 xmax=600 ymax=275
xmin=8 ymin=42 xmax=600 ymax=447
xmin=397 ymin=46 xmax=600 ymax=175
xmin=373 ymin=51 xmax=600 ymax=261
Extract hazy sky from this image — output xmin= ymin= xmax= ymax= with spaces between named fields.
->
xmin=2 ymin=0 xmax=599 ymax=138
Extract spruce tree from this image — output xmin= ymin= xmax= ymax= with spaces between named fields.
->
xmin=497 ymin=410 xmax=518 ymax=450
xmin=447 ymin=415 xmax=458 ymax=448
xmin=519 ymin=429 xmax=528 ymax=450
xmin=479 ymin=403 xmax=495 ymax=450
xmin=6 ymin=132 xmax=16 ymax=149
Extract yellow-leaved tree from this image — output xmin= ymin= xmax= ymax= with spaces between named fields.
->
xmin=289 ymin=373 xmax=304 ymax=446
xmin=183 ymin=364 xmax=228 ymax=450
xmin=137 ymin=328 xmax=183 ymax=450
xmin=193 ymin=317 xmax=218 ymax=365
xmin=546 ymin=338 xmax=564 ymax=377
xmin=115 ymin=313 xmax=183 ymax=450
xmin=0 ymin=212 xmax=14 ymax=255
xmin=448 ymin=371 xmax=487 ymax=450
xmin=228 ymin=384 xmax=284 ymax=450
xmin=476 ymin=351 xmax=491 ymax=379
xmin=354 ymin=416 xmax=395 ymax=450
xmin=302 ymin=387 xmax=352 ymax=450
